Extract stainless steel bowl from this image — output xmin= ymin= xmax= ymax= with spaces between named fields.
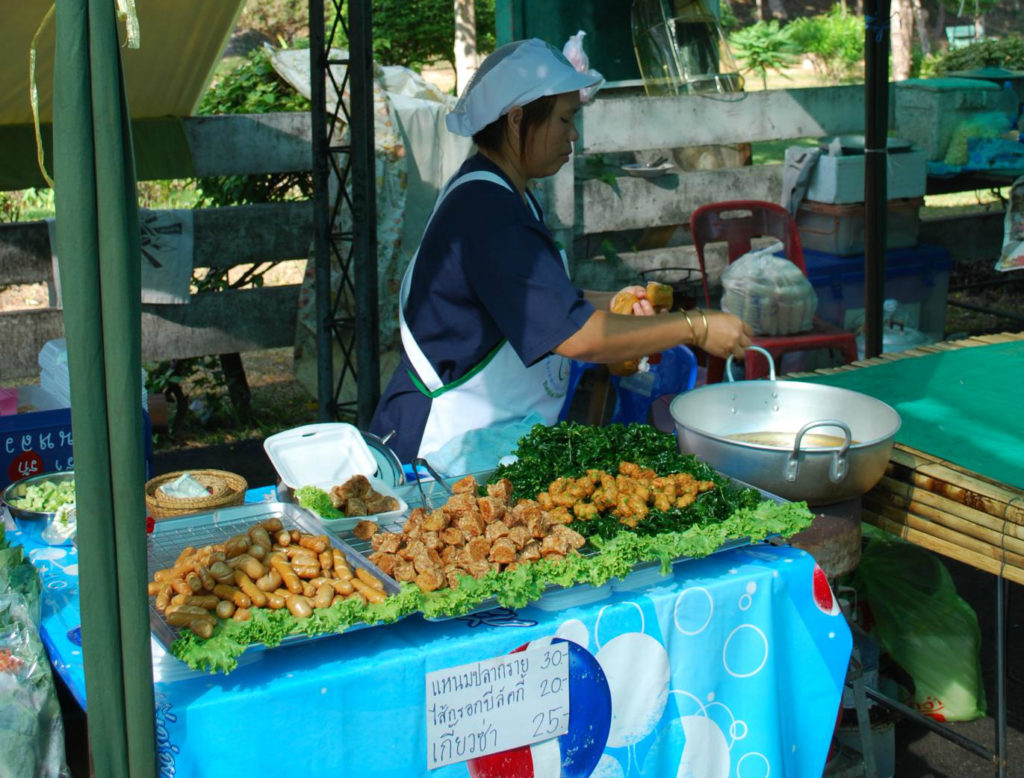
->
xmin=669 ymin=348 xmax=901 ymax=505
xmin=2 ymin=470 xmax=76 ymax=522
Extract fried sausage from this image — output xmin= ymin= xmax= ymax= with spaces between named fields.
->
xmin=286 ymin=595 xmax=313 ymax=619
xmin=314 ymin=583 xmax=334 ymax=609
xmin=233 ymin=570 xmax=268 ymax=608
xmin=350 ymin=577 xmax=386 ymax=604
xmin=268 ymin=553 xmax=303 ymax=594
xmin=223 ymin=534 xmax=250 ymax=558
xmin=355 ymin=567 xmax=385 ymax=591
xmin=298 ymin=534 xmax=328 ymax=554
xmin=215 ymin=600 xmax=236 ymax=619
xmin=213 ymin=583 xmax=251 ymax=609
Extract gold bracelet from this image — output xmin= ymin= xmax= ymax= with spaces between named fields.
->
xmin=681 ymin=310 xmax=697 ymax=343
xmin=695 ymin=308 xmax=710 ymax=347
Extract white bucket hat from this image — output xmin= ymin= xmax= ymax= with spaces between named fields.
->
xmin=446 ymin=38 xmax=604 ymax=137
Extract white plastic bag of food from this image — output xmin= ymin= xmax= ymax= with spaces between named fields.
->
xmin=562 ymin=30 xmax=604 ymax=103
xmin=996 ymin=175 xmax=1024 ymax=272
xmin=720 ymin=241 xmax=818 ymax=335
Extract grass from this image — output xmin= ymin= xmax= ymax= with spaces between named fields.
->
xmin=151 ymin=347 xmax=318 ymax=452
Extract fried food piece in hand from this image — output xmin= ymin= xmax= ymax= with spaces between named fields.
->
xmin=645 ymin=281 xmax=674 ymax=311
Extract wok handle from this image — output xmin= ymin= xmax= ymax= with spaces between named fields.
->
xmin=725 ymin=345 xmax=776 ymax=382
xmin=784 ymin=419 xmax=853 ymax=484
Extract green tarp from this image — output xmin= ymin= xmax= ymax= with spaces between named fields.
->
xmin=52 ymin=0 xmax=156 ymax=775
xmin=801 ymin=341 xmax=1024 ymax=490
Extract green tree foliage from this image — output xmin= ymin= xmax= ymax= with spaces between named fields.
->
xmin=196 ymin=46 xmax=311 ymax=208
xmin=373 ymin=0 xmax=495 ymax=70
xmin=921 ymin=36 xmax=1024 ymax=77
xmin=730 ymin=20 xmax=799 ymax=89
xmin=235 ymin=0 xmax=497 ymax=72
xmin=237 ymin=0 xmax=309 ymax=46
xmin=787 ymin=5 xmax=863 ymax=84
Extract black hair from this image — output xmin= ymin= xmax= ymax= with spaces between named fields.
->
xmin=471 ymin=94 xmax=559 ymax=160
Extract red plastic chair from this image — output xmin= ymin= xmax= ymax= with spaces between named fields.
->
xmin=689 ymin=200 xmax=858 ymax=382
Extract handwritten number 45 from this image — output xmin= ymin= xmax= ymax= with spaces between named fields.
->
xmin=532 ymin=707 xmax=565 ymax=738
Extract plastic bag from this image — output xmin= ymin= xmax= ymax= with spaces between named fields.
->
xmin=996 ymin=174 xmax=1024 ymax=272
xmin=720 ymin=242 xmax=817 ymax=335
xmin=943 ymin=111 xmax=1012 ymax=167
xmin=612 ymin=345 xmax=698 ymax=425
xmin=421 ymin=413 xmax=545 ymax=478
xmin=562 ymin=30 xmax=604 ymax=103
xmin=848 ymin=527 xmax=986 ymax=722
xmin=0 ymin=529 xmax=70 ymax=777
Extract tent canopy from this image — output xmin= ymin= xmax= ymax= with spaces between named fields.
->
xmin=2 ymin=0 xmax=244 ymax=126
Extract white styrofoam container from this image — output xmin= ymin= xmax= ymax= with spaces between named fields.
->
xmin=263 ymin=423 xmax=378 ymax=490
xmin=804 ymin=150 xmax=927 ymax=204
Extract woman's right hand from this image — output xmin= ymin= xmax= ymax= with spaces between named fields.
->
xmin=698 ymin=310 xmax=753 ymax=360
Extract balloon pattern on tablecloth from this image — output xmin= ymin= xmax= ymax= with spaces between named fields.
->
xmin=465 ymin=636 xmax=612 ymax=778
xmin=463 ymin=557 xmax=849 ymax=777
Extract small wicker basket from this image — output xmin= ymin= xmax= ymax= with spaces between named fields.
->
xmin=144 ymin=469 xmax=248 ymax=519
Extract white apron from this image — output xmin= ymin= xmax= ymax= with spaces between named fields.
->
xmin=398 ymin=170 xmax=571 ymax=459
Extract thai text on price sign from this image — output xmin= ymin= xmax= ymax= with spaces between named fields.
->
xmin=425 ymin=641 xmax=569 ymax=769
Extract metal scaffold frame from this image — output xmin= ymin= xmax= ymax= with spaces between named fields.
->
xmin=310 ymin=0 xmax=380 ymax=426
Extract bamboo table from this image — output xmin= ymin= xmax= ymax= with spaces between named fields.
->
xmin=789 ymin=331 xmax=1024 ymax=777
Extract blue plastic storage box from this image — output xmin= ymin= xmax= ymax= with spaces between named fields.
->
xmin=0 ymin=404 xmax=153 ymax=490
xmin=804 ymin=244 xmax=953 ymax=343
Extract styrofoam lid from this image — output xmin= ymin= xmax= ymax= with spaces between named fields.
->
xmin=263 ymin=423 xmax=378 ymax=489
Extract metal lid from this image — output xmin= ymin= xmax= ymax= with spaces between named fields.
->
xmin=818 ymin=135 xmax=913 ymax=154
xmin=361 ymin=432 xmax=405 ymax=487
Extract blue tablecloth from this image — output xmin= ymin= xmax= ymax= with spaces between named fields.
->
xmin=15 ymin=510 xmax=851 ymax=778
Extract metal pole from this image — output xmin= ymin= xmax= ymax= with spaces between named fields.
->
xmin=309 ymin=0 xmax=334 ymax=421
xmin=862 ymin=0 xmax=890 ymax=359
xmin=864 ymin=688 xmax=999 ymax=764
xmin=349 ymin=0 xmax=380 ymax=427
xmin=996 ymin=576 xmax=1007 ymax=778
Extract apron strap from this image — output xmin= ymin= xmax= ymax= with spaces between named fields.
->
xmin=399 ymin=170 xmax=517 ymax=393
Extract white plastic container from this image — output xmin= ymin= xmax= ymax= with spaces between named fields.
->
xmin=263 ymin=423 xmax=378 ymax=490
xmin=805 ymin=150 xmax=927 ymax=204
xmin=796 ymin=197 xmax=923 ymax=257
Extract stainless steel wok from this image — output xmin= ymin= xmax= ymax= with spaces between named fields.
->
xmin=670 ymin=347 xmax=901 ymax=505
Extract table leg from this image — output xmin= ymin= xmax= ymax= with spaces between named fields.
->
xmin=996 ymin=575 xmax=1007 ymax=778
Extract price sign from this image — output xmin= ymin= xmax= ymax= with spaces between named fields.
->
xmin=425 ymin=641 xmax=569 ymax=769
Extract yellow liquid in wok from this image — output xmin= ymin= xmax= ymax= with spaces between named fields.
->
xmin=726 ymin=432 xmax=857 ymax=448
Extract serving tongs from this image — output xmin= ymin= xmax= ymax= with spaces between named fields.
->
xmin=411 ymin=457 xmax=453 ymax=510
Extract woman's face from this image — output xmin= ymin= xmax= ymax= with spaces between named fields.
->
xmin=521 ymin=91 xmax=582 ymax=179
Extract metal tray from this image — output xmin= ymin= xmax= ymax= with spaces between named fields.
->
xmin=146 ymin=501 xmax=400 ymax=651
xmin=322 ymin=471 xmax=786 ymax=618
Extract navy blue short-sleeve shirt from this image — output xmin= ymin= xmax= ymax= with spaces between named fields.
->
xmin=370 ymin=154 xmax=595 ymax=462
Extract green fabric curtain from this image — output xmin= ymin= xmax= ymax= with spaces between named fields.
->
xmin=52 ymin=1 xmax=156 ymax=776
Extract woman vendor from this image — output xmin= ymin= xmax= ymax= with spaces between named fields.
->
xmin=371 ymin=38 xmax=752 ymax=465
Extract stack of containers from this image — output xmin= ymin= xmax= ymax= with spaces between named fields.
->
xmin=0 ymin=342 xmax=153 ymax=490
xmin=38 ymin=339 xmax=71 ymax=408
xmin=38 ymin=338 xmax=148 ymax=409
xmin=790 ymin=136 xmax=952 ymax=356
xmin=794 ymin=135 xmax=928 ymax=257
